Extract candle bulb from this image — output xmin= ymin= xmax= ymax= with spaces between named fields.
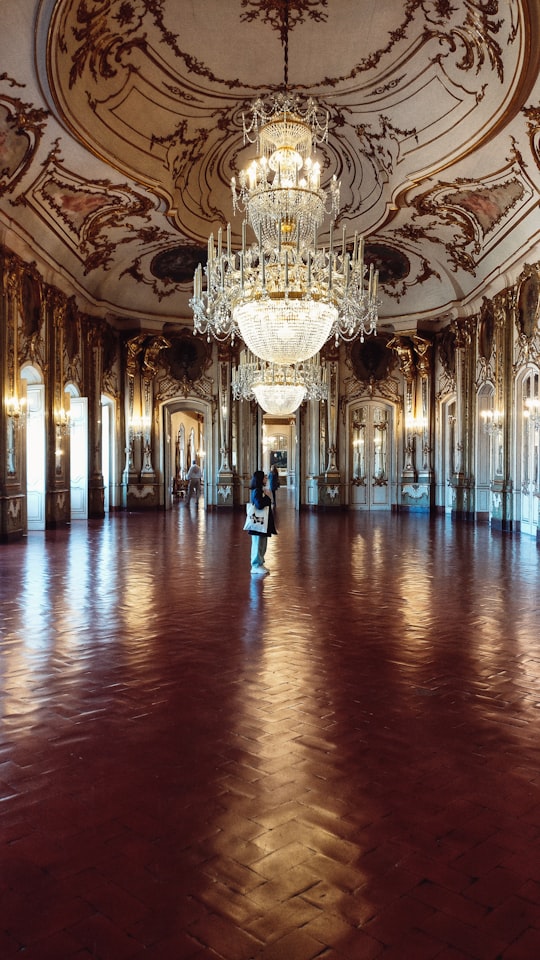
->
xmin=227 ymin=223 xmax=231 ymax=258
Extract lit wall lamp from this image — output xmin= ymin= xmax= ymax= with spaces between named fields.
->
xmin=405 ymin=415 xmax=427 ymax=436
xmin=6 ymin=395 xmax=26 ymax=426
xmin=54 ymin=404 xmax=71 ymax=436
xmin=481 ymin=409 xmax=503 ymax=436
xmin=129 ymin=414 xmax=151 ymax=439
xmin=524 ymin=397 xmax=540 ymax=429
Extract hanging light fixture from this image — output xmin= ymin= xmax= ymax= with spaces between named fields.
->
xmin=232 ymin=350 xmax=327 ymax=417
xmin=190 ymin=6 xmax=379 ymax=365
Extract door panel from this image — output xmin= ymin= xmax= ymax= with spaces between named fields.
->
xmin=521 ymin=372 xmax=539 ymax=537
xmin=26 ymin=385 xmax=45 ymax=530
xmin=70 ymin=397 xmax=88 ymax=519
xmin=350 ymin=403 xmax=392 ymax=510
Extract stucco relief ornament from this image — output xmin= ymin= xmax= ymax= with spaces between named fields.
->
xmin=0 ymin=96 xmax=48 ymax=196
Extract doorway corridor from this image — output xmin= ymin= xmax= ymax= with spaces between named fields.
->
xmin=1 ymin=498 xmax=540 ymax=959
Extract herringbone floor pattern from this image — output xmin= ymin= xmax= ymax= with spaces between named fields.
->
xmin=1 ymin=496 xmax=540 ymax=959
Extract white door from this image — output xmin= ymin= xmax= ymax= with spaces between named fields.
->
xmin=101 ymin=398 xmax=112 ymax=513
xmin=521 ymin=371 xmax=539 ymax=537
xmin=70 ymin=397 xmax=88 ymax=519
xmin=476 ymin=388 xmax=493 ymax=519
xmin=443 ymin=398 xmax=457 ymax=514
xmin=26 ymin=384 xmax=46 ymax=530
xmin=349 ymin=402 xmax=392 ymax=509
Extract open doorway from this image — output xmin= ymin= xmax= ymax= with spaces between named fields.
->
xmin=67 ymin=385 xmax=88 ymax=520
xmin=21 ymin=366 xmax=45 ymax=531
xmin=101 ymin=395 xmax=115 ymax=513
xmin=162 ymin=402 xmax=210 ymax=508
xmin=262 ymin=416 xmax=296 ymax=492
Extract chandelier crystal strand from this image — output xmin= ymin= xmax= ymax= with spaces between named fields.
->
xmin=190 ymin=93 xmax=380 ymax=364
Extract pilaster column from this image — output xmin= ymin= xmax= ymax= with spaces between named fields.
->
xmin=45 ymin=289 xmax=71 ymax=528
xmin=490 ymin=293 xmax=515 ymax=531
xmin=318 ymin=353 xmax=342 ymax=506
xmin=217 ymin=348 xmax=234 ymax=507
xmin=449 ymin=318 xmax=476 ymax=518
xmin=413 ymin=335 xmax=434 ymax=506
xmin=0 ymin=254 xmax=25 ymax=540
xmin=87 ymin=321 xmax=105 ymax=518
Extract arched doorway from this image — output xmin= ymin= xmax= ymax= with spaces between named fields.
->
xmin=518 ymin=368 xmax=540 ymax=537
xmin=439 ymin=395 xmax=457 ymax=514
xmin=101 ymin=395 xmax=115 ymax=513
xmin=476 ymin=383 xmax=494 ymax=522
xmin=66 ymin=384 xmax=88 ymax=520
xmin=162 ymin=400 xmax=212 ymax=509
xmin=21 ymin=365 xmax=45 ymax=531
xmin=262 ymin=417 xmax=296 ymax=491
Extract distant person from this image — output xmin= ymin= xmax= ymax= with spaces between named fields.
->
xmin=268 ymin=465 xmax=280 ymax=506
xmin=185 ymin=460 xmax=202 ymax=505
xmin=248 ymin=470 xmax=277 ymax=575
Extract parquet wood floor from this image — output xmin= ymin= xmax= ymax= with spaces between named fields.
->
xmin=1 ymin=495 xmax=540 ymax=959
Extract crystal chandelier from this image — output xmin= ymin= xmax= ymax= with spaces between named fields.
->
xmin=190 ymin=92 xmax=379 ymax=365
xmin=232 ymin=350 xmax=327 ymax=417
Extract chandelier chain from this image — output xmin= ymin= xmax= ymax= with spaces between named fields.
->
xmin=283 ymin=0 xmax=289 ymax=89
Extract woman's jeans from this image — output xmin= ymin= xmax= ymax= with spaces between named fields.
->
xmin=250 ymin=534 xmax=268 ymax=568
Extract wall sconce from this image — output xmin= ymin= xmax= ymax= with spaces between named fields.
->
xmin=524 ymin=398 xmax=540 ymax=429
xmin=6 ymin=395 xmax=26 ymax=426
xmin=481 ymin=409 xmax=503 ymax=436
xmin=405 ymin=415 xmax=427 ymax=435
xmin=129 ymin=414 xmax=151 ymax=439
xmin=55 ymin=406 xmax=71 ymax=436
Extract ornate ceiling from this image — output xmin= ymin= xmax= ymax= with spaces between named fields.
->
xmin=2 ymin=0 xmax=540 ymax=336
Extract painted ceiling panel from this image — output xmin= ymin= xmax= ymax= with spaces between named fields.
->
xmin=0 ymin=0 xmax=539 ymax=335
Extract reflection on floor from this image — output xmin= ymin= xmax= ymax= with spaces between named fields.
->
xmin=1 ymin=493 xmax=540 ymax=959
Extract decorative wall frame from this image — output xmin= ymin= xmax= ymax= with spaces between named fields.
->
xmin=517 ymin=267 xmax=540 ymax=339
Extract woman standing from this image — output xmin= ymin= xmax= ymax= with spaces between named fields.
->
xmin=249 ymin=470 xmax=277 ymax=575
xmin=268 ymin=464 xmax=280 ymax=507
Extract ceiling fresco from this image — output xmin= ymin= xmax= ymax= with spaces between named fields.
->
xmin=1 ymin=0 xmax=540 ymax=335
